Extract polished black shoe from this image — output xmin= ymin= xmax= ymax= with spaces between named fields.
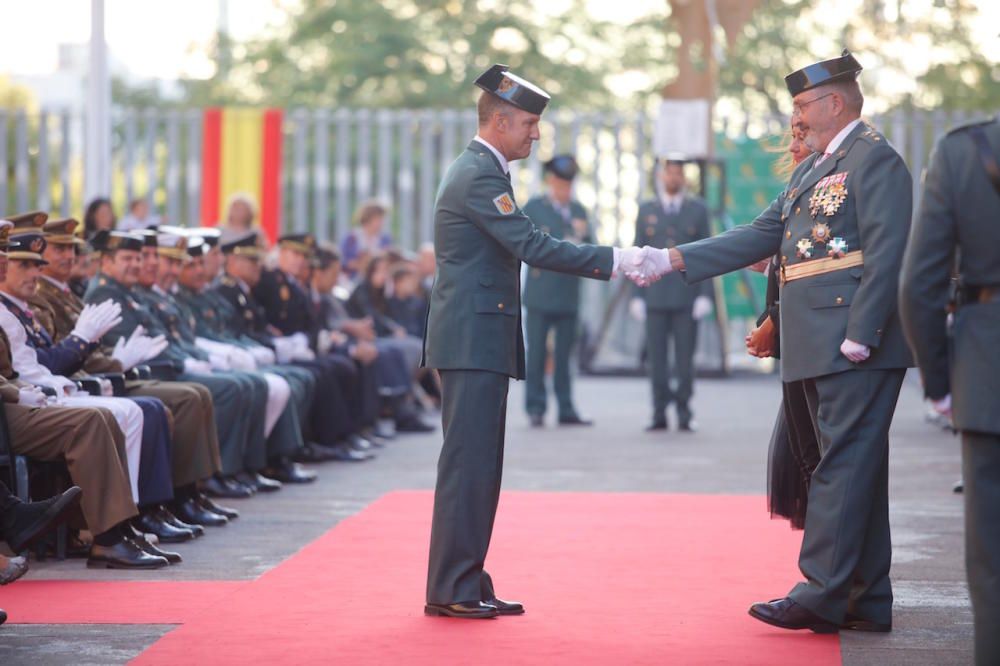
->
xmin=396 ymin=415 xmax=435 ymax=433
xmin=172 ymin=497 xmax=228 ymax=527
xmin=196 ymin=494 xmax=239 ymax=520
xmin=841 ymin=613 xmax=892 ymax=632
xmin=262 ymin=459 xmax=317 ymax=484
xmin=485 ymin=597 xmax=524 ymax=615
xmin=678 ymin=420 xmax=698 ymax=432
xmin=133 ymin=510 xmax=196 ymax=544
xmin=424 ymin=601 xmax=498 ymax=619
xmin=347 ymin=434 xmax=375 ymax=452
xmin=748 ymin=597 xmax=839 ymax=633
xmin=529 ymin=413 xmax=544 ymax=428
xmin=558 ymin=414 xmax=593 ymax=426
xmin=0 ymin=555 xmax=29 ymax=585
xmin=331 ymin=443 xmax=375 ymax=462
xmin=87 ymin=539 xmax=169 ymax=569
xmin=646 ymin=417 xmax=668 ymax=431
xmin=202 ymin=474 xmax=253 ymax=499
xmin=129 ymin=535 xmax=182 ymax=565
xmin=158 ymin=507 xmax=206 ymax=538
xmin=0 ymin=608 xmax=6 ymax=625
xmin=3 ymin=486 xmax=83 ymax=552
xmin=235 ymin=471 xmax=282 ymax=493
xmin=358 ymin=429 xmax=387 ymax=448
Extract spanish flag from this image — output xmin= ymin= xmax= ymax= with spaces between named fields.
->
xmin=199 ymin=108 xmax=283 ymax=243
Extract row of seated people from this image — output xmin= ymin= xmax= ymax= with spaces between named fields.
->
xmin=0 ymin=211 xmax=434 ymax=575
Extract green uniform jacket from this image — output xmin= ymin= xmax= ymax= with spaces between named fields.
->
xmin=422 ymin=141 xmax=614 ymax=380
xmin=521 ymin=196 xmax=592 ymax=314
xmin=679 ymin=121 xmax=914 ymax=382
xmin=900 ymin=117 xmax=1000 ymax=435
xmin=633 ymin=195 xmax=712 ymax=309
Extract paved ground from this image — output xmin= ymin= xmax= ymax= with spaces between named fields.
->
xmin=0 ymin=371 xmax=972 ymax=665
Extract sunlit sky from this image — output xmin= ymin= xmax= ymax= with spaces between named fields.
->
xmin=2 ymin=0 xmax=998 ymax=97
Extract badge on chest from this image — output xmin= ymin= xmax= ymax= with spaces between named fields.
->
xmin=809 ymin=172 xmax=849 ymax=218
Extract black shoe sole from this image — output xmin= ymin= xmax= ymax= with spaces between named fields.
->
xmin=841 ymin=619 xmax=892 ymax=632
xmin=86 ymin=558 xmax=169 ymax=570
xmin=494 ymin=607 xmax=525 ymax=616
xmin=8 ymin=487 xmax=83 ymax=553
xmin=747 ymin=608 xmax=839 ymax=634
xmin=424 ymin=605 xmax=497 ymax=619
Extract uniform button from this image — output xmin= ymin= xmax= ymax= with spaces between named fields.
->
xmin=497 ymin=303 xmax=504 ymax=310
xmin=835 ymin=296 xmax=843 ymax=305
xmin=592 ymin=268 xmax=600 ymax=275
xmin=795 ymin=206 xmax=801 ymax=214
xmin=786 ymin=231 xmax=791 ymax=239
xmin=876 ymin=328 xmax=883 ymax=335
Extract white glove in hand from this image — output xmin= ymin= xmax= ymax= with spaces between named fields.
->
xmin=249 ymin=346 xmax=276 ymax=366
xmin=625 ymin=247 xmax=674 ymax=287
xmin=931 ymin=394 xmax=952 ymax=418
xmin=183 ymin=358 xmax=213 ymax=374
xmin=840 ymin=338 xmax=871 ymax=363
xmin=98 ymin=377 xmax=114 ymax=396
xmin=71 ymin=300 xmax=123 ymax=342
xmin=272 ymin=337 xmax=294 ymax=364
xmin=111 ymin=326 xmax=149 ymax=370
xmin=208 ymin=353 xmax=231 ymax=371
xmin=692 ymin=295 xmax=713 ymax=320
xmin=226 ymin=347 xmax=257 ymax=371
xmin=629 ymin=297 xmax=647 ymax=323
xmin=17 ymin=387 xmax=47 ymax=407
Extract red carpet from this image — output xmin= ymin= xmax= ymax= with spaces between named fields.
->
xmin=4 ymin=492 xmax=840 ymax=665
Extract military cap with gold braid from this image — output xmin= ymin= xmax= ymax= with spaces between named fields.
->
xmin=221 ymin=230 xmax=263 ymax=259
xmin=42 ymin=217 xmax=86 ymax=246
xmin=157 ymin=232 xmax=189 ymax=260
xmin=4 ymin=211 xmax=49 ymax=263
xmin=278 ymin=232 xmax=316 ymax=256
xmin=6 ymin=210 xmax=49 ymax=236
xmin=90 ymin=230 xmax=144 ymax=253
xmin=0 ymin=220 xmax=14 ymax=255
xmin=475 ymin=64 xmax=551 ymax=115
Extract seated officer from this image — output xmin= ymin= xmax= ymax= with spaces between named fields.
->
xmin=84 ymin=231 xmax=270 ymax=499
xmin=32 ymin=216 xmax=237 ymax=528
xmin=0 ymin=219 xmax=166 ymax=569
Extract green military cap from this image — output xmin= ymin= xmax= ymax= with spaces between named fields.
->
xmin=157 ymin=231 xmax=189 ymax=260
xmin=91 ymin=230 xmax=144 ymax=253
xmin=220 ymin=230 xmax=263 ymax=259
xmin=785 ymin=49 xmax=862 ymax=97
xmin=6 ymin=231 xmax=49 ymax=264
xmin=278 ymin=232 xmax=316 ymax=256
xmin=543 ymin=155 xmax=579 ymax=181
xmin=42 ymin=217 xmax=86 ymax=246
xmin=0 ymin=219 xmax=14 ymax=255
xmin=475 ymin=63 xmax=551 ymax=115
xmin=6 ymin=210 xmax=48 ymax=236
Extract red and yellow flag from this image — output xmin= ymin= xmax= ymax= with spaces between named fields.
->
xmin=200 ymin=108 xmax=283 ymax=243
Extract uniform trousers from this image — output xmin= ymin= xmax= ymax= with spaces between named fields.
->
xmin=962 ymin=431 xmax=1000 ymax=666
xmin=179 ymin=371 xmax=264 ymax=475
xmin=645 ymin=307 xmax=697 ymax=418
xmin=790 ymin=368 xmax=905 ymax=624
xmin=8 ymin=403 xmax=136 ymax=535
xmin=525 ymin=309 xmax=578 ymax=418
xmin=128 ymin=395 xmax=174 ymax=506
xmin=60 ymin=394 xmax=144 ymax=503
xmin=427 ymin=369 xmax=508 ymax=605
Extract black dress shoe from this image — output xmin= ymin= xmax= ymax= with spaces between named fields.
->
xmin=236 ymin=471 xmax=282 ymax=493
xmin=678 ymin=420 xmax=698 ymax=432
xmin=331 ymin=443 xmax=374 ymax=462
xmin=484 ymin=597 xmax=524 ymax=615
xmin=172 ymin=497 xmax=228 ymax=527
xmin=196 ymin=494 xmax=239 ymax=520
xmin=158 ymin=507 xmax=205 ymax=538
xmin=129 ymin=535 xmax=182 ymax=565
xmin=529 ymin=413 xmax=544 ymax=427
xmin=346 ymin=434 xmax=375 ymax=452
xmin=202 ymin=475 xmax=253 ymax=499
xmin=0 ymin=608 xmax=6 ymax=625
xmin=396 ymin=415 xmax=435 ymax=433
xmin=558 ymin=415 xmax=593 ymax=426
xmin=262 ymin=460 xmax=317 ymax=484
xmin=133 ymin=510 xmax=196 ymax=544
xmin=646 ymin=417 xmax=668 ymax=431
xmin=748 ymin=597 xmax=839 ymax=633
xmin=841 ymin=613 xmax=891 ymax=632
xmin=87 ymin=539 xmax=169 ymax=569
xmin=424 ymin=601 xmax=498 ymax=619
xmin=3 ymin=486 xmax=83 ymax=552
xmin=224 ymin=475 xmax=258 ymax=496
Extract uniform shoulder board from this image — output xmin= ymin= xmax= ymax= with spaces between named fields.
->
xmin=945 ymin=117 xmax=997 ymax=137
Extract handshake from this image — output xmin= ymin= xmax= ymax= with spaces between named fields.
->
xmin=617 ymin=246 xmax=675 ymax=287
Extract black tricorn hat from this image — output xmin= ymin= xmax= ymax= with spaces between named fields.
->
xmin=785 ymin=49 xmax=863 ymax=97
xmin=91 ymin=230 xmax=144 ymax=253
xmin=543 ymin=155 xmax=579 ymax=181
xmin=475 ymin=64 xmax=551 ymax=115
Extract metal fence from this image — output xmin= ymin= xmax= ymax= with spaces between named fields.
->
xmin=3 ymin=105 xmax=987 ymax=245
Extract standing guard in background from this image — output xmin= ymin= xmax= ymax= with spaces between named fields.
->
xmin=899 ymin=114 xmax=1000 ymax=666
xmin=630 ymin=159 xmax=712 ymax=432
xmin=522 ymin=155 xmax=593 ymax=427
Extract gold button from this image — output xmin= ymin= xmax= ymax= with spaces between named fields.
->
xmin=795 ymin=206 xmax=801 ymax=214
xmin=835 ymin=296 xmax=843 ymax=305
xmin=786 ymin=231 xmax=791 ymax=239
xmin=592 ymin=268 xmax=600 ymax=275
xmin=497 ymin=303 xmax=504 ymax=310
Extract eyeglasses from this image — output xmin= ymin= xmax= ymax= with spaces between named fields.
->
xmin=792 ymin=92 xmax=834 ymax=117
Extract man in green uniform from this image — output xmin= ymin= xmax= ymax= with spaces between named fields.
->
xmin=632 ymin=51 xmax=913 ymax=633
xmin=422 ymin=63 xmax=646 ymax=619
xmin=630 ymin=159 xmax=712 ymax=431
xmin=899 ymin=115 xmax=1000 ymax=665
xmin=522 ymin=154 xmax=593 ymax=427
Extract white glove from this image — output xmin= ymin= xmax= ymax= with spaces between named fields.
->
xmin=226 ymin=347 xmax=258 ymax=371
xmin=840 ymin=338 xmax=871 ymax=363
xmin=70 ymin=300 xmax=123 ymax=342
xmin=626 ymin=247 xmax=674 ymax=287
xmin=629 ymin=297 xmax=647 ymax=323
xmin=183 ymin=358 xmax=213 ymax=374
xmin=931 ymin=393 xmax=952 ymax=418
xmin=615 ymin=247 xmax=646 ymax=279
xmin=272 ymin=336 xmax=295 ymax=364
xmin=292 ymin=347 xmax=316 ymax=361
xmin=17 ymin=387 xmax=48 ymax=407
xmin=98 ymin=377 xmax=114 ymax=396
xmin=248 ymin=345 xmax=276 ymax=366
xmin=208 ymin=353 xmax=231 ymax=371
xmin=692 ymin=295 xmax=713 ymax=320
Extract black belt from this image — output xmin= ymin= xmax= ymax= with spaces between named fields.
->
xmin=957 ymin=285 xmax=1000 ymax=305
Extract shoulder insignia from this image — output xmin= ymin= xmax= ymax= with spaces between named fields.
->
xmin=492 ymin=192 xmax=516 ymax=215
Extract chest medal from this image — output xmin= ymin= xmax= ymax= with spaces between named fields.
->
xmin=809 ymin=171 xmax=849 ymax=218
xmin=795 ymin=238 xmax=814 ymax=259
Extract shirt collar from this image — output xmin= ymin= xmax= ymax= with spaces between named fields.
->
xmin=0 ymin=291 xmax=30 ymax=312
xmin=40 ymin=274 xmax=70 ymax=292
xmin=473 ymin=136 xmax=510 ymax=174
xmin=659 ymin=190 xmax=685 ymax=210
xmin=820 ymin=118 xmax=862 ymax=157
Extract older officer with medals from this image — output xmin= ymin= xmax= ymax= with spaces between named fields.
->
xmin=422 ymin=64 xmax=646 ymax=619
xmin=522 ymin=154 xmax=594 ymax=427
xmin=631 ymin=51 xmax=914 ymax=633
xmin=900 ymin=114 xmax=1000 ymax=665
